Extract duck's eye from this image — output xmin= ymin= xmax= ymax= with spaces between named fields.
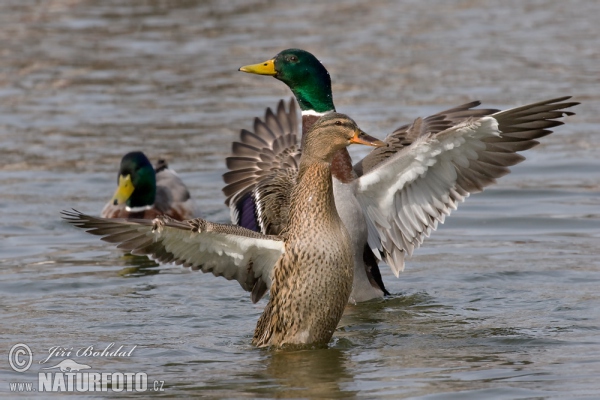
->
xmin=288 ymin=55 xmax=298 ymax=62
xmin=335 ymin=120 xmax=342 ymax=126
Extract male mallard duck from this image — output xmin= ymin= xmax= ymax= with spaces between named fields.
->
xmin=101 ymin=151 xmax=199 ymax=220
xmin=63 ymin=114 xmax=384 ymax=347
xmin=225 ymin=48 xmax=579 ymax=302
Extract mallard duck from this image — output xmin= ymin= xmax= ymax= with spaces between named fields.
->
xmin=226 ymin=48 xmax=579 ymax=302
xmin=101 ymin=151 xmax=199 ymax=220
xmin=63 ymin=114 xmax=384 ymax=347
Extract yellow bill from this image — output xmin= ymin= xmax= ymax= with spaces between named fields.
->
xmin=239 ymin=59 xmax=277 ymax=76
xmin=111 ymin=174 xmax=134 ymax=205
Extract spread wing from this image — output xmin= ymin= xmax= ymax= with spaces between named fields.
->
xmin=354 ymin=101 xmax=499 ymax=176
xmin=355 ymin=97 xmax=578 ymax=276
xmin=222 ymin=98 xmax=300 ymax=234
xmin=62 ymin=210 xmax=285 ymax=299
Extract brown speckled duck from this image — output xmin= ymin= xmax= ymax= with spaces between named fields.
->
xmin=63 ymin=113 xmax=384 ymax=348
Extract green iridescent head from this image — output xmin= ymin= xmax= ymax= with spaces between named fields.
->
xmin=239 ymin=48 xmax=335 ymax=113
xmin=110 ymin=151 xmax=156 ymax=208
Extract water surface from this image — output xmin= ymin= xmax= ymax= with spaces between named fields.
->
xmin=1 ymin=0 xmax=599 ymax=398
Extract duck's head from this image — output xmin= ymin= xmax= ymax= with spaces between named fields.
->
xmin=110 ymin=151 xmax=156 ymax=209
xmin=239 ymin=48 xmax=334 ymax=113
xmin=303 ymin=113 xmax=385 ymax=162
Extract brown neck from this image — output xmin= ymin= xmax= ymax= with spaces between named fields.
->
xmin=285 ymin=160 xmax=337 ymax=237
xmin=301 ymin=114 xmax=320 ymax=137
xmin=302 ymin=114 xmax=356 ymax=183
xmin=331 ymin=148 xmax=356 ymax=183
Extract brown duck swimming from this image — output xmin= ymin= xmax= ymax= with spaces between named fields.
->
xmin=63 ymin=113 xmax=384 ymax=348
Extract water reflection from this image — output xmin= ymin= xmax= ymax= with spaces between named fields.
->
xmin=117 ymin=254 xmax=160 ymax=277
xmin=264 ymin=348 xmax=356 ymax=399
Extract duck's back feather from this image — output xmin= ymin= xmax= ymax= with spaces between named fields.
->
xmin=154 ymin=162 xmax=199 ymax=220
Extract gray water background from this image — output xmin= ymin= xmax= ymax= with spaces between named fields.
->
xmin=1 ymin=0 xmax=599 ymax=398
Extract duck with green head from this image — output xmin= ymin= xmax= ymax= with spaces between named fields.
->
xmin=239 ymin=49 xmax=335 ymax=121
xmin=224 ymin=48 xmax=578 ymax=302
xmin=102 ymin=151 xmax=199 ymax=220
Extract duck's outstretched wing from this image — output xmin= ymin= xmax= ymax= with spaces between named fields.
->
xmin=355 ymin=97 xmax=578 ymax=276
xmin=62 ymin=210 xmax=284 ymax=300
xmin=354 ymin=101 xmax=500 ymax=176
xmin=222 ymin=98 xmax=300 ymax=235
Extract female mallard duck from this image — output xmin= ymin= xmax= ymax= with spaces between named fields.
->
xmin=224 ymin=48 xmax=578 ymax=302
xmin=63 ymin=114 xmax=384 ymax=348
xmin=101 ymin=151 xmax=199 ymax=220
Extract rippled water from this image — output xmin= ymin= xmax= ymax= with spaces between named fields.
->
xmin=1 ymin=0 xmax=599 ymax=398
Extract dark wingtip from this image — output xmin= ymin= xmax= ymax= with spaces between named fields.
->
xmin=60 ymin=208 xmax=82 ymax=220
xmin=61 ymin=209 xmax=93 ymax=229
xmin=363 ymin=245 xmax=390 ymax=296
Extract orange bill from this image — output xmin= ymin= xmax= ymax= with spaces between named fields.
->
xmin=350 ymin=129 xmax=386 ymax=147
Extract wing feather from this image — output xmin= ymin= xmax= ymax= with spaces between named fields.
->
xmin=222 ymin=98 xmax=300 ymax=207
xmin=356 ymin=97 xmax=578 ymax=276
xmin=222 ymin=99 xmax=301 ymax=235
xmin=62 ymin=210 xmax=285 ymax=299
